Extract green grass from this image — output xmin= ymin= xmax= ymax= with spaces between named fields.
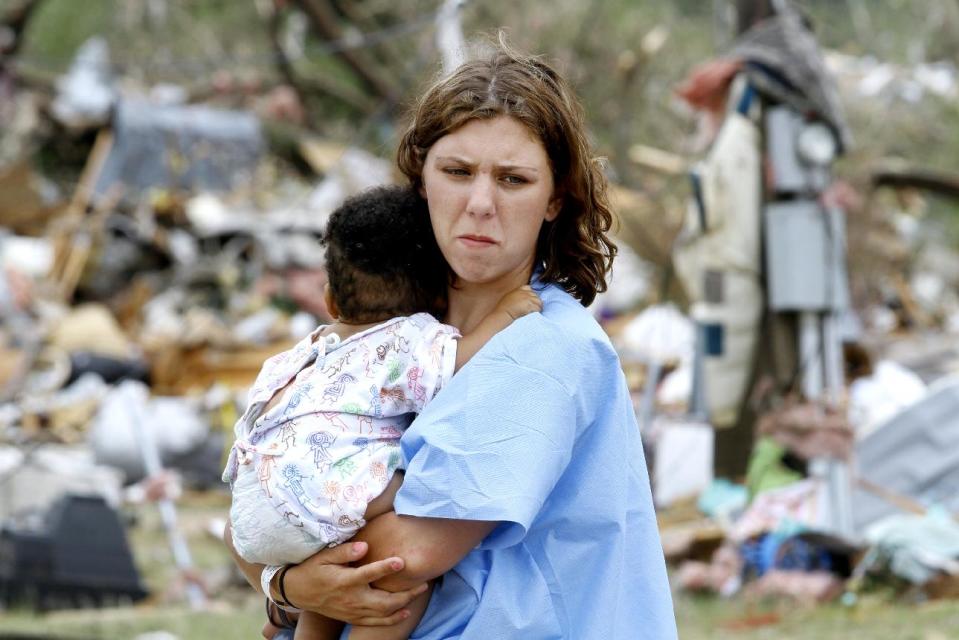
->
xmin=4 ymin=583 xmax=959 ymax=640
xmin=2 ymin=488 xmax=958 ymax=640
xmin=0 ymin=603 xmax=264 ymax=640
xmin=675 ymin=590 xmax=959 ymax=640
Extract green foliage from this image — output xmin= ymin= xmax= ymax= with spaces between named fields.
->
xmin=10 ymin=1 xmax=959 ymax=193
xmin=19 ymin=0 xmax=114 ymax=72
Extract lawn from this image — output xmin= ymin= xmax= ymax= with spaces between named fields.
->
xmin=1 ymin=492 xmax=957 ymax=639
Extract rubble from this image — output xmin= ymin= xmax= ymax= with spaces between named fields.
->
xmin=827 ymin=51 xmax=959 ymax=104
xmin=852 ymin=377 xmax=959 ymax=532
xmin=49 ymin=37 xmax=115 ymax=130
xmin=0 ymin=8 xmax=958 ymax=626
xmin=0 ymin=36 xmax=401 ymax=612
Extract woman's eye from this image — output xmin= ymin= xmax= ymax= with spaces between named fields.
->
xmin=502 ymin=175 xmax=527 ymax=185
xmin=444 ymin=167 xmax=469 ymax=176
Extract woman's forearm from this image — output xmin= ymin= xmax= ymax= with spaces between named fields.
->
xmin=225 ymin=518 xmax=425 ymax=626
xmin=351 ymin=512 xmax=497 ymax=592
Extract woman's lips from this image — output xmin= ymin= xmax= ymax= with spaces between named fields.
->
xmin=458 ymin=235 xmax=497 ymax=248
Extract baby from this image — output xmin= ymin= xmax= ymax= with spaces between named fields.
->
xmin=223 ymin=185 xmax=541 ymax=639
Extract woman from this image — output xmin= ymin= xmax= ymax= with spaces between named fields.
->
xmin=230 ymin=42 xmax=676 ymax=639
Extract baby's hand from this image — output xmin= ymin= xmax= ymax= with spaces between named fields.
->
xmin=496 ymin=285 xmax=543 ymax=321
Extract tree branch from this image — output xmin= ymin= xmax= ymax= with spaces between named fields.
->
xmin=292 ymin=0 xmax=401 ymax=104
xmin=1 ymin=0 xmax=45 ymax=57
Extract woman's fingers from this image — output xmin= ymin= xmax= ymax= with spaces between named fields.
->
xmin=352 ymin=556 xmax=407 ymax=585
xmin=320 ymin=540 xmax=371 ymax=564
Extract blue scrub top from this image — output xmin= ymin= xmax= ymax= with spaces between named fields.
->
xmin=349 ymin=280 xmax=677 ymax=639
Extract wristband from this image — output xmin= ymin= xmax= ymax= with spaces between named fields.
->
xmin=260 ymin=564 xmax=284 ymax=603
xmin=277 ymin=563 xmax=298 ymax=610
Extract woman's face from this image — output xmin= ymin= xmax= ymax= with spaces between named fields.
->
xmin=421 ymin=116 xmax=561 ymax=290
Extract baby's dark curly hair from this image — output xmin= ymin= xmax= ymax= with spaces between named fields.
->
xmin=323 ymin=185 xmax=448 ymax=323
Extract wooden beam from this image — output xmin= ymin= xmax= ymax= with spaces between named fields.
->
xmin=872 ymin=166 xmax=959 ymax=200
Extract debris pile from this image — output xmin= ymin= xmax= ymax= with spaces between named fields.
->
xmin=0 ymin=37 xmax=401 ymax=611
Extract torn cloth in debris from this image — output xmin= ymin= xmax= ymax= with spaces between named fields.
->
xmin=731 ymin=479 xmax=822 ymax=543
xmin=863 ymin=509 xmax=959 ymax=584
xmin=727 ymin=0 xmax=851 ymax=150
xmin=756 ymin=402 xmax=854 ymax=461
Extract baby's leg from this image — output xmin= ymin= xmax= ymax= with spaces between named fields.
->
xmin=346 ymin=584 xmax=432 ymax=640
xmin=364 ymin=471 xmax=403 ymax=520
xmin=328 ymin=472 xmax=427 ymax=639
xmin=293 ymin=610 xmax=344 ymax=640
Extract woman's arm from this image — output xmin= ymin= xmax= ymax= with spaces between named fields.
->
xmin=355 ymin=513 xmax=497 ymax=590
xmin=223 ymin=521 xmax=427 ymax=626
xmin=283 ymin=514 xmax=497 ymax=601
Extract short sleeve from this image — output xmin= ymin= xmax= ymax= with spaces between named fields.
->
xmin=404 ymin=317 xmax=459 ymax=413
xmin=394 ymin=357 xmax=577 ymax=549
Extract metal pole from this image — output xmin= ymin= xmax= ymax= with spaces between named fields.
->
xmin=132 ymin=385 xmax=206 ymax=609
xmin=799 ymin=311 xmax=823 ymax=401
xmin=639 ymin=359 xmax=662 ymax=433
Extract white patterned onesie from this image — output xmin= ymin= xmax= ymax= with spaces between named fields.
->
xmin=223 ymin=313 xmax=459 ymax=565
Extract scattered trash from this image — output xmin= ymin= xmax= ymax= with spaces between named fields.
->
xmin=848 ymin=360 xmax=926 ymax=440
xmin=0 ymin=494 xmax=149 ymax=610
xmin=852 ymin=378 xmax=959 ymax=533
xmin=2 ymin=8 xmax=958 ymax=622
xmin=652 ymin=418 xmax=714 ymax=508
xmin=88 ymin=380 xmax=209 ymax=482
xmin=860 ymin=508 xmax=959 ymax=585
xmin=50 ymin=37 xmax=116 ymax=130
xmin=95 ymin=99 xmax=264 ymax=198
xmin=742 ymin=569 xmax=844 ymax=605
xmin=697 ymin=479 xmax=749 ymax=525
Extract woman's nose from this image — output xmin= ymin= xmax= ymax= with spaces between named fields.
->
xmin=465 ymin=176 xmax=495 ymax=218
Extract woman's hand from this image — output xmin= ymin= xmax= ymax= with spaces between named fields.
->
xmin=280 ymin=541 xmax=429 ymax=626
xmin=224 ymin=521 xmax=426 ymax=627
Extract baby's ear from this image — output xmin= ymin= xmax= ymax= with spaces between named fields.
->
xmin=323 ymin=283 xmax=339 ymax=320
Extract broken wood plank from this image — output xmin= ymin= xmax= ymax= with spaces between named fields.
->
xmin=873 ymin=166 xmax=959 ymax=200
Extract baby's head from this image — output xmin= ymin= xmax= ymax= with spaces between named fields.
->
xmin=322 ymin=185 xmax=447 ymax=324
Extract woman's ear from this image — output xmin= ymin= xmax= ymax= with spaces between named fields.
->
xmin=545 ymin=195 xmax=562 ymax=222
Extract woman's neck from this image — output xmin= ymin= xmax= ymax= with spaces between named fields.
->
xmin=446 ymin=267 xmax=534 ymax=334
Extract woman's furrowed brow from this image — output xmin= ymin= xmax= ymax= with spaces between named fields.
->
xmin=497 ymin=164 xmax=540 ymax=174
xmin=434 ymin=155 xmax=474 ymax=166
xmin=434 ymin=156 xmax=539 ymax=173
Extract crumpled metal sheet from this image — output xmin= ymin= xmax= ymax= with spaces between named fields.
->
xmin=853 ymin=378 xmax=959 ymax=533
xmin=94 ymin=99 xmax=263 ymax=197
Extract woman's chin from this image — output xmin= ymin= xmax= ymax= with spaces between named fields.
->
xmin=447 ymin=257 xmax=496 ymax=286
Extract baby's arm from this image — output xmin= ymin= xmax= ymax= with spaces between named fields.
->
xmin=454 ymin=285 xmax=542 ymax=371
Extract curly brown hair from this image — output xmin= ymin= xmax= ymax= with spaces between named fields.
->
xmin=396 ymin=40 xmax=617 ymax=306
